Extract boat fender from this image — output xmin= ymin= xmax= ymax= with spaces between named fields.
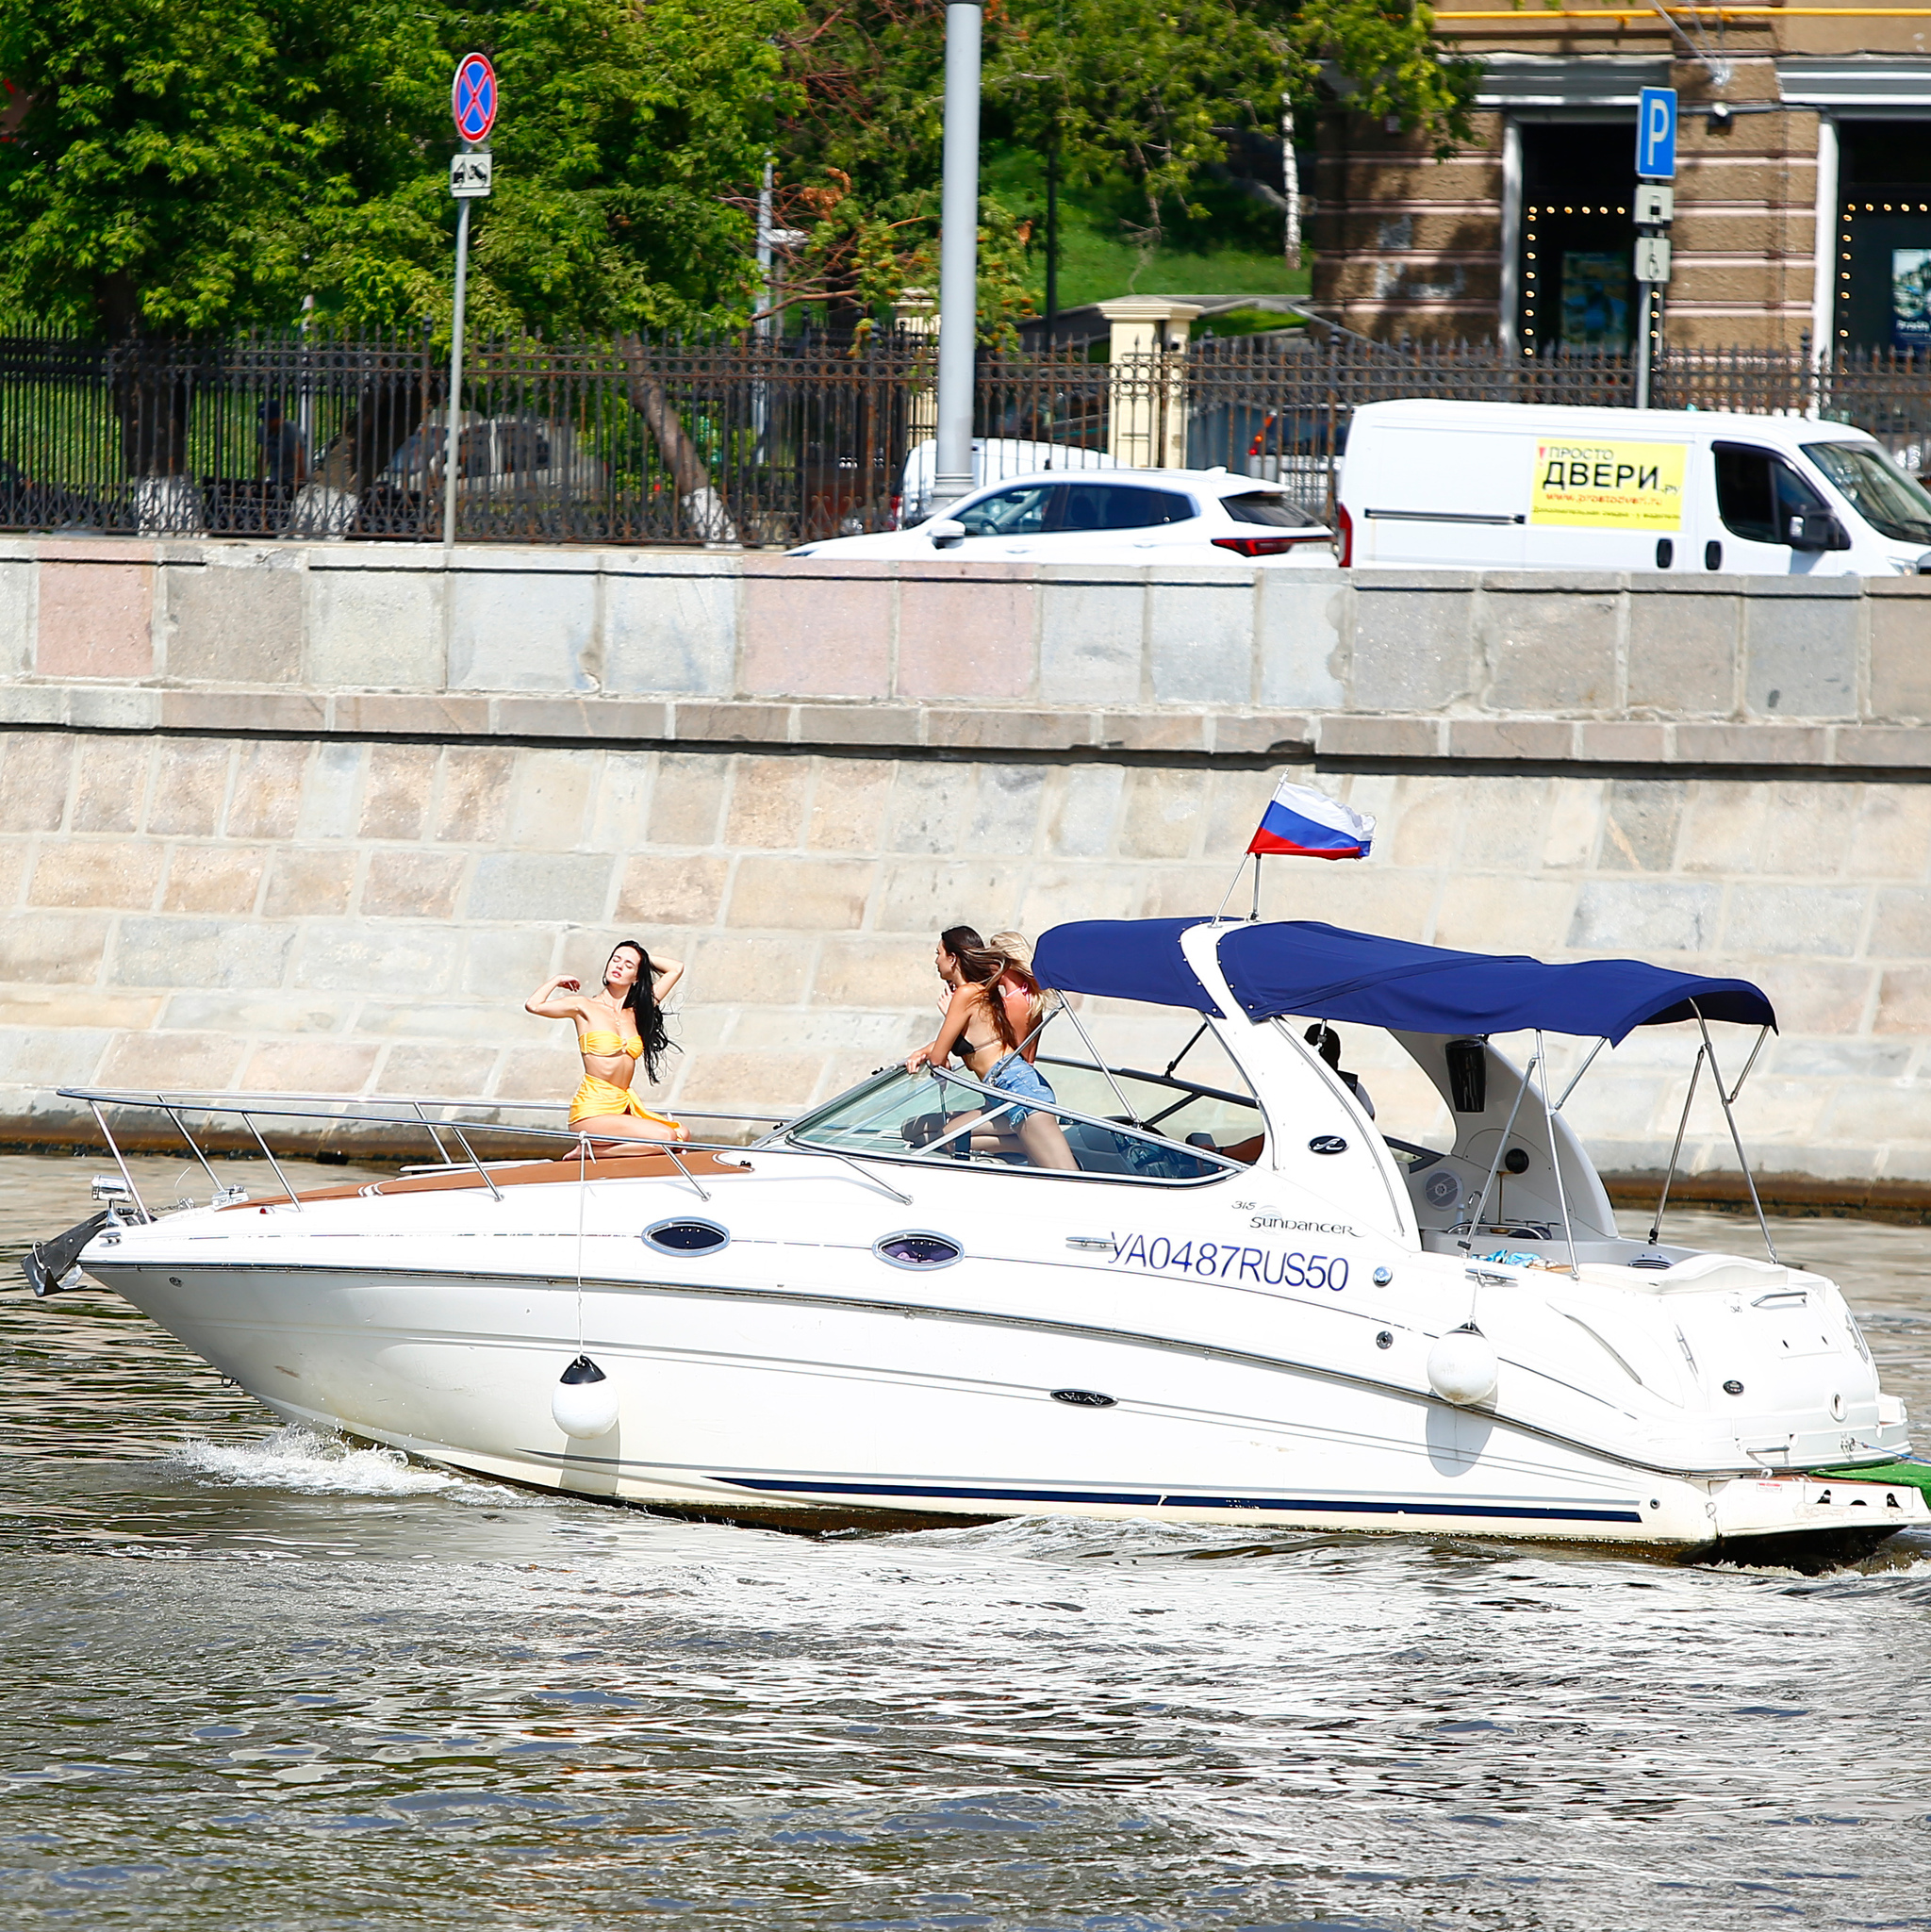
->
xmin=1427 ymin=1322 xmax=1499 ymax=1407
xmin=553 ymin=1355 xmax=619 ymax=1439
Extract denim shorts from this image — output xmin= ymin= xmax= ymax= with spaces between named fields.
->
xmin=985 ymin=1052 xmax=1056 ymax=1126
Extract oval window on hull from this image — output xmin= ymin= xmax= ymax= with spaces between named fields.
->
xmin=874 ymin=1231 xmax=963 ymax=1269
xmin=643 ymin=1218 xmax=731 ymax=1255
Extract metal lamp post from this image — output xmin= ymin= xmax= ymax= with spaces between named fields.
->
xmin=932 ymin=0 xmax=983 ymax=511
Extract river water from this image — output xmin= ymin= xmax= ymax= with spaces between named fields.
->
xmin=2 ymin=1148 xmax=1927 ymax=1930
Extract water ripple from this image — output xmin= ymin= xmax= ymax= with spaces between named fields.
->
xmin=3 ymin=1158 xmax=1930 ymax=1927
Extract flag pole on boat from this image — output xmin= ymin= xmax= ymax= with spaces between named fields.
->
xmin=1213 ymin=779 xmax=1378 ymax=921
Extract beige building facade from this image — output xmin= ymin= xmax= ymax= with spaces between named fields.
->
xmin=1311 ymin=9 xmax=1931 ymax=355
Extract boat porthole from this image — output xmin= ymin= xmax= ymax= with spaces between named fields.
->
xmin=874 ymin=1231 xmax=962 ymax=1270
xmin=1051 ymin=1388 xmax=1116 ymax=1409
xmin=1722 ymin=1379 xmax=1745 ymax=1395
xmin=1309 ymin=1134 xmax=1347 ymax=1155
xmin=642 ymin=1218 xmax=731 ymax=1255
xmin=1375 ymin=1330 xmax=1394 ymax=1350
xmin=1831 ymin=1393 xmax=1846 ymax=1420
xmin=1372 ymin=1266 xmax=1393 ymax=1286
xmin=1648 ymin=1498 xmax=1660 ymax=1511
xmin=169 ymin=1276 xmax=183 ymax=1287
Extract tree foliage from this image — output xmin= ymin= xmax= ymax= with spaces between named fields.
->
xmin=0 ymin=0 xmax=1469 ymax=339
xmin=0 ymin=0 xmax=796 ymax=336
xmin=773 ymin=0 xmax=1475 ymax=330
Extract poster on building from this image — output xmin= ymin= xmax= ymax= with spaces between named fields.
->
xmin=1559 ymin=251 xmax=1632 ymax=352
xmin=1893 ymin=249 xmax=1931 ymax=351
xmin=1530 ymin=440 xmax=1687 ymax=529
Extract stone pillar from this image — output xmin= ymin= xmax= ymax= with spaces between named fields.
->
xmin=895 ymin=288 xmax=939 ymax=450
xmin=1097 ymin=297 xmax=1201 ymax=469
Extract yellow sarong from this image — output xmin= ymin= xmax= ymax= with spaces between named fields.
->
xmin=568 ymin=1074 xmax=687 ymax=1138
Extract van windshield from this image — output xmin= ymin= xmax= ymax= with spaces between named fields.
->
xmin=1803 ymin=441 xmax=1931 ymax=544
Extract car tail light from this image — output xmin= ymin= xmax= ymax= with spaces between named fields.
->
xmin=888 ymin=493 xmax=902 ymax=529
xmin=1337 ymin=503 xmax=1354 ymax=567
xmin=1212 ymin=534 xmax=1323 ymax=558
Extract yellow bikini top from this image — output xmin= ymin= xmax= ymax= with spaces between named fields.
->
xmin=579 ymin=1031 xmax=644 ymax=1060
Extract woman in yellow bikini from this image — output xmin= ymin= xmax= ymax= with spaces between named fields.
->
xmin=525 ymin=940 xmax=688 ymax=1143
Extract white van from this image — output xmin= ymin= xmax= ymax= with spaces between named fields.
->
xmin=1337 ymin=400 xmax=1931 ymax=576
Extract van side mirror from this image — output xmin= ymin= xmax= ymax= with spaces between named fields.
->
xmin=1789 ymin=510 xmax=1850 ymax=553
xmin=927 ymin=518 xmax=966 ymax=549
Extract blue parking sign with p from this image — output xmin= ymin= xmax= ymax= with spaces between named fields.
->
xmin=1637 ymin=87 xmax=1677 ymax=179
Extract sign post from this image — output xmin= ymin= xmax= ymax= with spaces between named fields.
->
xmin=445 ymin=53 xmax=497 ymax=548
xmin=1633 ymin=87 xmax=1676 ymax=411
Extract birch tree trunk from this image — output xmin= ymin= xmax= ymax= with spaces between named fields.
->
xmin=619 ymin=335 xmax=738 ymax=543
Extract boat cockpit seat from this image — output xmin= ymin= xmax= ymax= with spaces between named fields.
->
xmin=1062 ymin=1122 xmax=1136 ymax=1175
xmin=1189 ymin=1132 xmax=1263 ymax=1166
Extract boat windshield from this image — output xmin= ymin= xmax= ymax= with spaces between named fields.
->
xmin=781 ymin=1064 xmax=1241 ymax=1183
xmin=1032 ymin=1056 xmax=1263 ymax=1148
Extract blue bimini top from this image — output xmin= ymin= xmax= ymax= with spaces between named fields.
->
xmin=1032 ymin=917 xmax=1774 ymax=1045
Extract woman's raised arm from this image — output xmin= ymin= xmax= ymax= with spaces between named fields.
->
xmin=524 ymin=975 xmax=587 ymax=1019
xmin=650 ymin=953 xmax=685 ymax=1001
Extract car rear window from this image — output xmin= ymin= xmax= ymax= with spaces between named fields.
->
xmin=1222 ymin=492 xmax=1320 ymax=529
xmin=1056 ymin=484 xmax=1194 ymax=532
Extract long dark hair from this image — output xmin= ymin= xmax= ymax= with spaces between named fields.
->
xmin=940 ymin=926 xmax=1029 ymax=1053
xmin=606 ymin=940 xmax=675 ymax=1083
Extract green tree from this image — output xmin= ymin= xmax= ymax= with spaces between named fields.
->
xmin=0 ymin=0 xmax=798 ymax=337
xmin=772 ymin=0 xmax=1474 ymax=331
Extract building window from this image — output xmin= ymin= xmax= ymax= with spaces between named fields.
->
xmin=1517 ymin=124 xmax=1635 ymax=359
xmin=1834 ymin=122 xmax=1931 ymax=355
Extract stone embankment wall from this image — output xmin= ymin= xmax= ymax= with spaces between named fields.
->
xmin=2 ymin=537 xmax=1927 ymax=1203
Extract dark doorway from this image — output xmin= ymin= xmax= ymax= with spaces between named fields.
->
xmin=1835 ymin=122 xmax=1931 ymax=355
xmin=1519 ymin=122 xmax=1637 ymax=358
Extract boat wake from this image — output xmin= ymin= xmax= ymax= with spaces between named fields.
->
xmin=165 ymin=1425 xmax=528 ymax=1503
xmin=867 ymin=1508 xmax=1348 ymax=1567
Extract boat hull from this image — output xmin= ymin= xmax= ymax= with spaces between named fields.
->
xmin=96 ymin=1257 xmax=1928 ymax=1563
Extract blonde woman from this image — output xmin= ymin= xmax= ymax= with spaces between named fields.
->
xmin=989 ymin=929 xmax=1057 ymax=1062
xmin=525 ymin=940 xmax=687 ymax=1142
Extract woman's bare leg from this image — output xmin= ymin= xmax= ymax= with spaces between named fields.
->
xmin=1016 ymin=1113 xmax=1080 ymax=1171
xmin=570 ymin=1113 xmax=685 ymax=1146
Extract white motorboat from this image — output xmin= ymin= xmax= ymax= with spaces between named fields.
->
xmin=25 ymin=916 xmax=1931 ymax=1565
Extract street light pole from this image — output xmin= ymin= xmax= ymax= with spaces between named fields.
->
xmin=932 ymin=0 xmax=983 ymax=511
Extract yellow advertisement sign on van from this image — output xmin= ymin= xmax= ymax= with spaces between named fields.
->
xmin=1531 ymin=439 xmax=1686 ymax=530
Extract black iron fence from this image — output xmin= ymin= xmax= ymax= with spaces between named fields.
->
xmin=1 ymin=322 xmax=1925 ymax=547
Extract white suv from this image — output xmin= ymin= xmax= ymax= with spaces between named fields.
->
xmin=792 ymin=467 xmax=1336 ymax=566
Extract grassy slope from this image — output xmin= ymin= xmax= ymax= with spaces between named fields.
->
xmin=980 ymin=143 xmax=1311 ymax=312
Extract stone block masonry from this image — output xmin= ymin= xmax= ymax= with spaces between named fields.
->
xmin=2 ymin=537 xmax=1928 ymax=1203
xmin=3 ymin=539 xmax=1929 ymax=768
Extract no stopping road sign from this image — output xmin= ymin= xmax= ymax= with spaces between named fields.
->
xmin=453 ymin=53 xmax=497 ymax=143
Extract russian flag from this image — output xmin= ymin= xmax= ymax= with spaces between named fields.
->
xmin=1247 ymin=780 xmax=1375 ymax=860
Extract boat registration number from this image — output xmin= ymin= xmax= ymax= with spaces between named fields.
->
xmin=1109 ymin=1233 xmax=1350 ymax=1292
